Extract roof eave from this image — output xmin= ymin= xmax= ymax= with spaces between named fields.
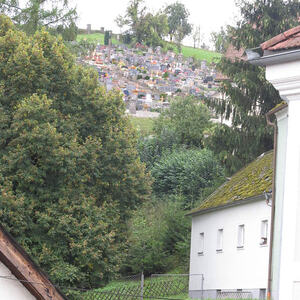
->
xmin=248 ymin=48 xmax=300 ymax=66
xmin=186 ymin=194 xmax=267 ymax=217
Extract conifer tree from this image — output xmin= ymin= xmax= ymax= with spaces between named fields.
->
xmin=207 ymin=0 xmax=300 ymax=174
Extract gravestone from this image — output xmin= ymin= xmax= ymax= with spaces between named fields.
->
xmin=201 ymin=60 xmax=207 ymax=70
xmin=129 ymin=101 xmax=137 ymax=114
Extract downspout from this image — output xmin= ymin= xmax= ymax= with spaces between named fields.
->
xmin=265 ymin=110 xmax=278 ymax=300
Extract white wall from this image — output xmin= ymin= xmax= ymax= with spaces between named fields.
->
xmin=266 ymin=58 xmax=300 ymax=300
xmin=0 ymin=261 xmax=36 ymax=300
xmin=189 ymin=199 xmax=271 ymax=292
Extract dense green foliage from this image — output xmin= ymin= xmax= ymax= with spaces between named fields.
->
xmin=131 ymin=97 xmax=225 ymax=275
xmin=137 ymin=130 xmax=180 ymax=169
xmin=154 ymin=97 xmax=212 ymax=147
xmin=164 ymin=2 xmax=192 ymax=50
xmin=0 ymin=0 xmax=77 ymax=36
xmin=123 ymin=196 xmax=190 ymax=275
xmin=0 ymin=15 xmax=150 ymax=293
xmin=151 ymin=149 xmax=225 ymax=208
xmin=208 ymin=0 xmax=300 ymax=175
xmin=116 ymin=0 xmax=169 ymax=47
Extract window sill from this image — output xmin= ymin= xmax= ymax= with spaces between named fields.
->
xmin=197 ymin=252 xmax=204 ymax=256
xmin=237 ymin=246 xmax=244 ymax=250
xmin=216 ymin=249 xmax=223 ymax=253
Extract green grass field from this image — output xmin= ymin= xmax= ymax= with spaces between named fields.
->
xmin=129 ymin=116 xmax=155 ymax=136
xmin=77 ymin=33 xmax=121 ymax=45
xmin=181 ymin=45 xmax=221 ymax=63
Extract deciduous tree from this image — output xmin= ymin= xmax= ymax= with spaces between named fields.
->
xmin=0 ymin=15 xmax=150 ymax=292
xmin=164 ymin=1 xmax=192 ymax=48
xmin=0 ymin=0 xmax=77 ymax=35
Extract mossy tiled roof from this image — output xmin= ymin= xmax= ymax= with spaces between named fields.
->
xmin=188 ymin=151 xmax=273 ymax=215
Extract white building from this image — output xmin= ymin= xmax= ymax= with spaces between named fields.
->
xmin=187 ymin=151 xmax=273 ymax=299
xmin=248 ymin=24 xmax=300 ymax=300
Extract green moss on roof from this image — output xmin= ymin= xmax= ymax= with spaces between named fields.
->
xmin=189 ymin=151 xmax=273 ymax=215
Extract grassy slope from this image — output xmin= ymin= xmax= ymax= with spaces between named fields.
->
xmin=129 ymin=116 xmax=155 ymax=136
xmin=77 ymin=33 xmax=120 ymax=45
xmin=181 ymin=45 xmax=221 ymax=62
xmin=76 ymin=34 xmax=221 ymax=63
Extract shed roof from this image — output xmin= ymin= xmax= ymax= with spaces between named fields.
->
xmin=187 ymin=151 xmax=273 ymax=216
xmin=261 ymin=25 xmax=300 ymax=51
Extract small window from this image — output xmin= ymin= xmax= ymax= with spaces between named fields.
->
xmin=260 ymin=220 xmax=268 ymax=245
xmin=237 ymin=225 xmax=245 ymax=248
xmin=198 ymin=232 xmax=204 ymax=255
xmin=217 ymin=229 xmax=223 ymax=252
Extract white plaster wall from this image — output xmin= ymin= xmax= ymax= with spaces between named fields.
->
xmin=0 ymin=261 xmax=36 ymax=300
xmin=266 ymin=59 xmax=300 ymax=300
xmin=189 ymin=200 xmax=271 ymax=292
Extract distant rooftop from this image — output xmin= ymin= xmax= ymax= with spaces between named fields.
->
xmin=187 ymin=151 xmax=273 ymax=216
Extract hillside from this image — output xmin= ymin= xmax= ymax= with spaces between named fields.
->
xmin=76 ymin=33 xmax=222 ymax=63
xmin=170 ymin=44 xmax=222 ymax=63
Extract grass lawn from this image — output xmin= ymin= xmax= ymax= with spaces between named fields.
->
xmin=181 ymin=45 xmax=221 ymax=63
xmin=77 ymin=33 xmax=121 ymax=45
xmin=129 ymin=116 xmax=155 ymax=136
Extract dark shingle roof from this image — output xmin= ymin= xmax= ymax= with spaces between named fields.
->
xmin=188 ymin=151 xmax=273 ymax=216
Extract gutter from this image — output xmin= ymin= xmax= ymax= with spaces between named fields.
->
xmin=265 ymin=103 xmax=287 ymax=300
xmin=248 ymin=48 xmax=300 ymax=66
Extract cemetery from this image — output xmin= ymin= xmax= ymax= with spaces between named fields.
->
xmin=82 ymin=42 xmax=221 ymax=114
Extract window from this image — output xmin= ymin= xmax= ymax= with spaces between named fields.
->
xmin=217 ymin=229 xmax=223 ymax=252
xmin=260 ymin=220 xmax=268 ymax=245
xmin=198 ymin=232 xmax=204 ymax=255
xmin=237 ymin=225 xmax=245 ymax=248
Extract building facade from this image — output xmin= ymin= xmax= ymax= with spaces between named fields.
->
xmin=188 ymin=152 xmax=273 ymax=299
xmin=248 ymin=24 xmax=300 ymax=300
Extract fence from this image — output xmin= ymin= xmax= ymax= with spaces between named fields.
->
xmin=216 ymin=291 xmax=253 ymax=299
xmin=82 ymin=273 xmax=190 ymax=300
xmin=80 ymin=273 xmax=254 ymax=300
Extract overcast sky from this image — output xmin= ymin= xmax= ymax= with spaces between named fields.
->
xmin=73 ymin=0 xmax=240 ymax=47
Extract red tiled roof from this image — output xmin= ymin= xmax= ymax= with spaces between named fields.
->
xmin=216 ymin=44 xmax=246 ymax=82
xmin=261 ymin=25 xmax=300 ymax=51
xmin=225 ymin=44 xmax=246 ymax=61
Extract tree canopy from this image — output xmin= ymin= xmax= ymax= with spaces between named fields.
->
xmin=116 ymin=0 xmax=169 ymax=47
xmin=154 ymin=96 xmax=212 ymax=148
xmin=0 ymin=0 xmax=77 ymax=35
xmin=0 ymin=15 xmax=150 ymax=294
xmin=164 ymin=1 xmax=192 ymax=48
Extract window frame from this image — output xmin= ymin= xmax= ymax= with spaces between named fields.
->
xmin=198 ymin=232 xmax=204 ymax=256
xmin=237 ymin=224 xmax=245 ymax=249
xmin=260 ymin=220 xmax=268 ymax=246
xmin=216 ymin=228 xmax=223 ymax=253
